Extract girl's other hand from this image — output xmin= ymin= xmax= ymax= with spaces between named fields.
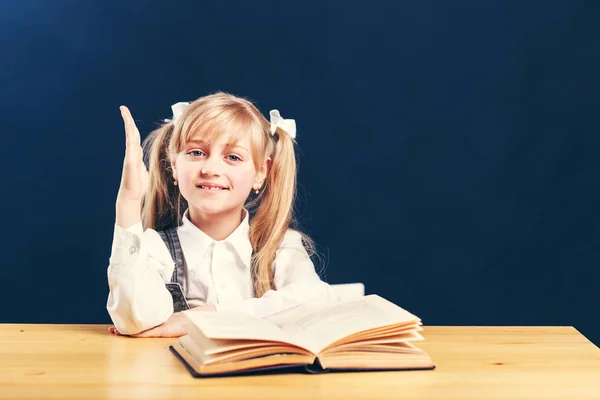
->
xmin=109 ymin=312 xmax=189 ymax=338
xmin=107 ymin=306 xmax=215 ymax=338
xmin=108 ymin=326 xmax=121 ymax=335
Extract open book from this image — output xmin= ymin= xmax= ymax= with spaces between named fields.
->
xmin=170 ymin=295 xmax=435 ymax=377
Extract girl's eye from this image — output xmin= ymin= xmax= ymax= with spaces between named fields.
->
xmin=227 ymin=155 xmax=241 ymax=162
xmin=188 ymin=150 xmax=205 ymax=157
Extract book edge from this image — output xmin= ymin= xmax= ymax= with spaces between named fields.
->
xmin=169 ymin=345 xmax=313 ymax=378
xmin=170 ymin=345 xmax=436 ymax=378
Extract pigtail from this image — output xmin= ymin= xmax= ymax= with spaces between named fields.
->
xmin=141 ymin=122 xmax=186 ymax=231
xmin=249 ymin=128 xmax=314 ymax=297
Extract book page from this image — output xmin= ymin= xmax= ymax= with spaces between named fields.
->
xmin=184 ymin=311 xmax=288 ymax=341
xmin=173 ymin=338 xmax=314 ymax=376
xmin=281 ymin=295 xmax=421 ymax=354
xmin=183 ymin=310 xmax=311 ymax=351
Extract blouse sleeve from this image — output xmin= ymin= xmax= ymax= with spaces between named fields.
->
xmin=106 ymin=221 xmax=176 ymax=335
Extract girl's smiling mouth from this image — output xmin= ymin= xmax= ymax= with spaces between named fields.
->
xmin=196 ymin=182 xmax=229 ymax=191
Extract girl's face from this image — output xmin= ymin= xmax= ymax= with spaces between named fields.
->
xmin=171 ymin=131 xmax=268 ymax=218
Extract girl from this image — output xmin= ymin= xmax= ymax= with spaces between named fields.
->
xmin=107 ymin=92 xmax=337 ymax=337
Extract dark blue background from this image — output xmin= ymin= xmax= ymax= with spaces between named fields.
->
xmin=2 ymin=1 xmax=599 ymax=346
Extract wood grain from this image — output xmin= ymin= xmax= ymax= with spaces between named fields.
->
xmin=1 ymin=325 xmax=599 ymax=399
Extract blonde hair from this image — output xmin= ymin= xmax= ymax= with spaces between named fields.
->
xmin=141 ymin=92 xmax=314 ymax=297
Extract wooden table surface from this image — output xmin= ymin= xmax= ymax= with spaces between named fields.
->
xmin=1 ymin=325 xmax=599 ymax=399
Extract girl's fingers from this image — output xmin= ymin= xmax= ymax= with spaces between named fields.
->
xmin=108 ymin=326 xmax=122 ymax=335
xmin=120 ymin=106 xmax=144 ymax=168
xmin=120 ymin=106 xmax=141 ymax=148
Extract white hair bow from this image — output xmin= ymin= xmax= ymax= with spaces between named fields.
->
xmin=164 ymin=102 xmax=190 ymax=123
xmin=269 ymin=110 xmax=296 ymax=139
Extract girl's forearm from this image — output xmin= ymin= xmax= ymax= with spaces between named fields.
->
xmin=116 ymin=198 xmax=142 ymax=228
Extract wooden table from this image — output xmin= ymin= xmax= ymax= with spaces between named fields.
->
xmin=1 ymin=325 xmax=599 ymax=399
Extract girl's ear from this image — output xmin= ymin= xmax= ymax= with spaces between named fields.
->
xmin=170 ymin=157 xmax=177 ymax=179
xmin=255 ymin=157 xmax=271 ymax=187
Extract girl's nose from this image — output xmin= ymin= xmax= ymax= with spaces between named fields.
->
xmin=201 ymin=167 xmax=219 ymax=176
xmin=201 ymin=156 xmax=221 ymax=176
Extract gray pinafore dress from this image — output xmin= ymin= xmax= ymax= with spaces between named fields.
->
xmin=157 ymin=228 xmax=191 ymax=312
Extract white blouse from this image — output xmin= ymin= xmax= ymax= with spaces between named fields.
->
xmin=106 ymin=210 xmax=337 ymax=335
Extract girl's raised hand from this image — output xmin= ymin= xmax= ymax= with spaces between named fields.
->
xmin=117 ymin=106 xmax=149 ymax=203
